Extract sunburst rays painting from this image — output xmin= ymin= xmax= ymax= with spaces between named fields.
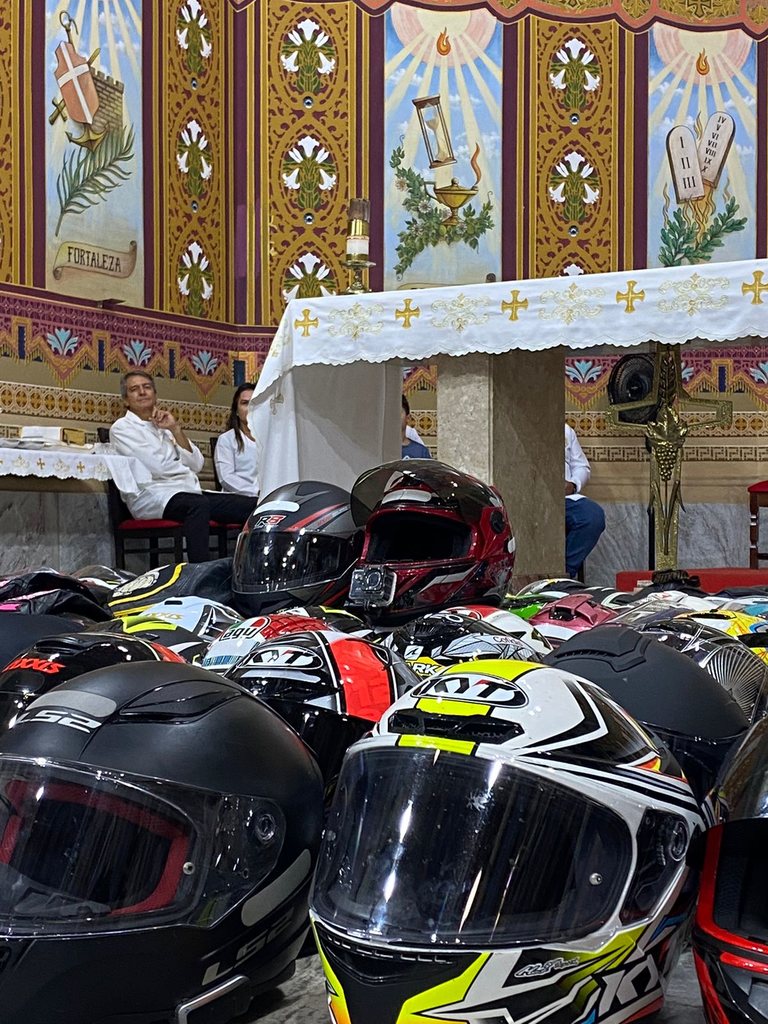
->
xmin=46 ymin=0 xmax=143 ymax=303
xmin=648 ymin=25 xmax=755 ymax=268
xmin=384 ymin=5 xmax=502 ymax=290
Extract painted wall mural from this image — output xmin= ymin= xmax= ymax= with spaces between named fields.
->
xmin=45 ymin=2 xmax=144 ymax=305
xmin=648 ymin=26 xmax=757 ymax=268
xmin=384 ymin=5 xmax=502 ymax=289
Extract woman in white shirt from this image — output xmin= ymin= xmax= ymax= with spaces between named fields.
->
xmin=214 ymin=384 xmax=260 ymax=497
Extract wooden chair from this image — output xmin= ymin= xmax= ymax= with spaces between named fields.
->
xmin=749 ymin=481 xmax=768 ymax=568
xmin=97 ymin=428 xmax=185 ymax=569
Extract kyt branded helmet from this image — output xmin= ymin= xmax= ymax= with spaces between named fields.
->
xmin=547 ymin=625 xmax=748 ymax=803
xmin=383 ymin=610 xmax=544 ymax=681
xmin=530 ymin=594 xmax=616 ymax=647
xmin=694 ymin=717 xmax=768 ymax=1024
xmin=639 ymin=616 xmax=768 ymax=725
xmin=137 ymin=597 xmax=241 ymax=642
xmin=92 ymin=615 xmax=210 ymax=664
xmin=311 ymin=660 xmax=704 ymax=1024
xmin=232 ymin=482 xmax=363 ymax=616
xmin=202 ymin=613 xmax=335 ymax=676
xmin=0 ymin=632 xmax=184 ymax=734
xmin=347 ymin=460 xmax=515 ymax=625
xmin=0 ymin=661 xmax=323 ymax=1024
xmin=229 ymin=630 xmax=417 ymax=788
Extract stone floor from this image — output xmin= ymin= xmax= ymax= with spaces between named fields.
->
xmin=241 ymin=948 xmax=704 ymax=1023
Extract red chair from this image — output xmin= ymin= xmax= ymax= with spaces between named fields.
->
xmin=749 ymin=481 xmax=768 ymax=568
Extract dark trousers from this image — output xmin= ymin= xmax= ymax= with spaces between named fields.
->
xmin=565 ymin=496 xmax=606 ymax=577
xmin=164 ymin=491 xmax=258 ymax=563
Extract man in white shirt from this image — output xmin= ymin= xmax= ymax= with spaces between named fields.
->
xmin=565 ymin=423 xmax=605 ymax=577
xmin=110 ymin=372 xmax=258 ymax=562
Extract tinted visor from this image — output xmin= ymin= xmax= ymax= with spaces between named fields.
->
xmin=0 ymin=758 xmax=284 ymax=936
xmin=366 ymin=513 xmax=471 ymax=563
xmin=351 ymin=462 xmax=495 ymax=527
xmin=312 ymin=747 xmax=632 ymax=946
xmin=234 ymin=531 xmax=353 ymax=594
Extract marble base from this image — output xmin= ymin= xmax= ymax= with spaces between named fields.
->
xmin=0 ymin=489 xmax=113 ymax=575
xmin=585 ymin=501 xmax=749 ymax=587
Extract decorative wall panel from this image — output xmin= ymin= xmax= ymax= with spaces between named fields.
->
xmin=0 ymin=5 xmax=19 ymax=285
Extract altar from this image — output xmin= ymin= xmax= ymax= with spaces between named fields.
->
xmin=250 ymin=258 xmax=768 ymax=578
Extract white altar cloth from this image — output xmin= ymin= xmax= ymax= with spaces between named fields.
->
xmin=249 ymin=258 xmax=768 ymax=495
xmin=0 ymin=442 xmax=151 ymax=497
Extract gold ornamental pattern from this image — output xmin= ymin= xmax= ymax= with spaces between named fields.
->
xmin=264 ymin=2 xmax=359 ymax=325
xmin=530 ymin=19 xmax=619 ymax=278
xmin=0 ymin=6 xmax=17 ymax=284
xmin=162 ymin=1 xmax=226 ymax=322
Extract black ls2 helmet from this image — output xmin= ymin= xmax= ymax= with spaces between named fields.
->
xmin=0 ymin=661 xmax=324 ymax=1024
xmin=232 ymin=482 xmax=362 ymax=616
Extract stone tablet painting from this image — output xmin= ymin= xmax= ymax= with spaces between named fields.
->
xmin=46 ymin=2 xmax=143 ymax=304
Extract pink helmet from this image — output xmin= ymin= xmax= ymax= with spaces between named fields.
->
xmin=530 ymin=594 xmax=617 ymax=647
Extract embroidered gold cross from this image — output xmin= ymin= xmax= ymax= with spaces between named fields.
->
xmin=395 ymin=298 xmax=421 ymax=329
xmin=616 ymin=280 xmax=646 ymax=313
xmin=294 ymin=308 xmax=319 ymax=337
xmin=501 ymin=290 xmax=528 ymax=321
xmin=742 ymin=271 xmax=768 ymax=305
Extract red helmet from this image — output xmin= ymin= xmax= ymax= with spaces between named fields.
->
xmin=347 ymin=461 xmax=515 ymax=625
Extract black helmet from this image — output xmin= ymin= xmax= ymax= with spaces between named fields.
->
xmin=383 ymin=609 xmax=542 ymax=679
xmin=0 ymin=661 xmax=323 ymax=1024
xmin=639 ymin=616 xmax=768 ymax=725
xmin=694 ymin=717 xmax=768 ymax=1024
xmin=92 ymin=616 xmax=210 ymax=664
xmin=0 ymin=614 xmax=85 ymax=670
xmin=0 ymin=632 xmax=185 ymax=735
xmin=547 ymin=624 xmax=748 ymax=803
xmin=232 ymin=482 xmax=362 ymax=616
xmin=228 ymin=630 xmax=417 ymax=790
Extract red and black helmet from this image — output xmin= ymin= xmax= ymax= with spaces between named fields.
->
xmin=232 ymin=482 xmax=363 ymax=616
xmin=347 ymin=460 xmax=515 ymax=625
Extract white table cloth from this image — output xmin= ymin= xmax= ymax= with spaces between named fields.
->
xmin=0 ymin=442 xmax=151 ymax=497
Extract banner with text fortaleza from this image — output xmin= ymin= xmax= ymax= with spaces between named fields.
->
xmin=45 ymin=0 xmax=144 ymax=304
xmin=53 ymin=240 xmax=138 ymax=281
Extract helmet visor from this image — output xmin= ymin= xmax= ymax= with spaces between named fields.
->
xmin=351 ymin=462 xmax=496 ymax=527
xmin=0 ymin=758 xmax=285 ymax=936
xmin=234 ymin=531 xmax=353 ymax=593
xmin=312 ymin=746 xmax=632 ymax=947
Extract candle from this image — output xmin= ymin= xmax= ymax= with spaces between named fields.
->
xmin=346 ymin=197 xmax=370 ymax=258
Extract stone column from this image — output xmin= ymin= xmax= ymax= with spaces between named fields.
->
xmin=436 ymin=350 xmax=565 ymax=580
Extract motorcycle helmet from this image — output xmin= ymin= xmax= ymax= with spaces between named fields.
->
xmin=136 ymin=597 xmax=241 ymax=642
xmin=443 ymin=605 xmax=553 ymax=656
xmin=0 ymin=614 xmax=85 ymax=670
xmin=694 ymin=716 xmax=768 ymax=1024
xmin=0 ymin=632 xmax=184 ymax=734
xmin=640 ymin=617 xmax=768 ymax=725
xmin=202 ymin=612 xmax=335 ymax=675
xmin=383 ymin=609 xmax=545 ymax=679
xmin=91 ymin=615 xmax=210 ymax=664
xmin=547 ymin=625 xmax=748 ymax=803
xmin=530 ymin=594 xmax=617 ymax=646
xmin=311 ymin=659 xmax=704 ymax=1024
xmin=282 ymin=606 xmax=369 ymax=634
xmin=229 ymin=630 xmax=418 ymax=788
xmin=106 ymin=559 xmax=237 ymax=618
xmin=610 ymin=592 xmax=725 ymax=628
xmin=500 ymin=593 xmax=548 ymax=619
xmin=231 ymin=482 xmax=363 ymax=617
xmin=70 ymin=565 xmax=137 ymax=605
xmin=0 ymin=660 xmax=324 ymax=1024
xmin=674 ymin=610 xmax=768 ymax=665
xmin=514 ymin=578 xmax=587 ymax=598
xmin=346 ymin=460 xmax=515 ymax=625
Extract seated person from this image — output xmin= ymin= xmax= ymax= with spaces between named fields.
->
xmin=110 ymin=371 xmax=258 ymax=563
xmin=401 ymin=395 xmax=431 ymax=459
xmin=214 ymin=383 xmax=259 ymax=497
xmin=565 ymin=423 xmax=605 ymax=577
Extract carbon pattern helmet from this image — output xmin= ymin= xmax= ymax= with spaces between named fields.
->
xmin=232 ymin=481 xmax=363 ymax=617
xmin=0 ymin=661 xmax=324 ymax=1024
xmin=228 ymin=630 xmax=417 ymax=789
xmin=346 ymin=461 xmax=515 ymax=625
xmin=383 ymin=609 xmax=544 ymax=681
xmin=547 ymin=624 xmax=748 ymax=803
xmin=311 ymin=659 xmax=704 ymax=1024
xmin=0 ymin=632 xmax=184 ymax=735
